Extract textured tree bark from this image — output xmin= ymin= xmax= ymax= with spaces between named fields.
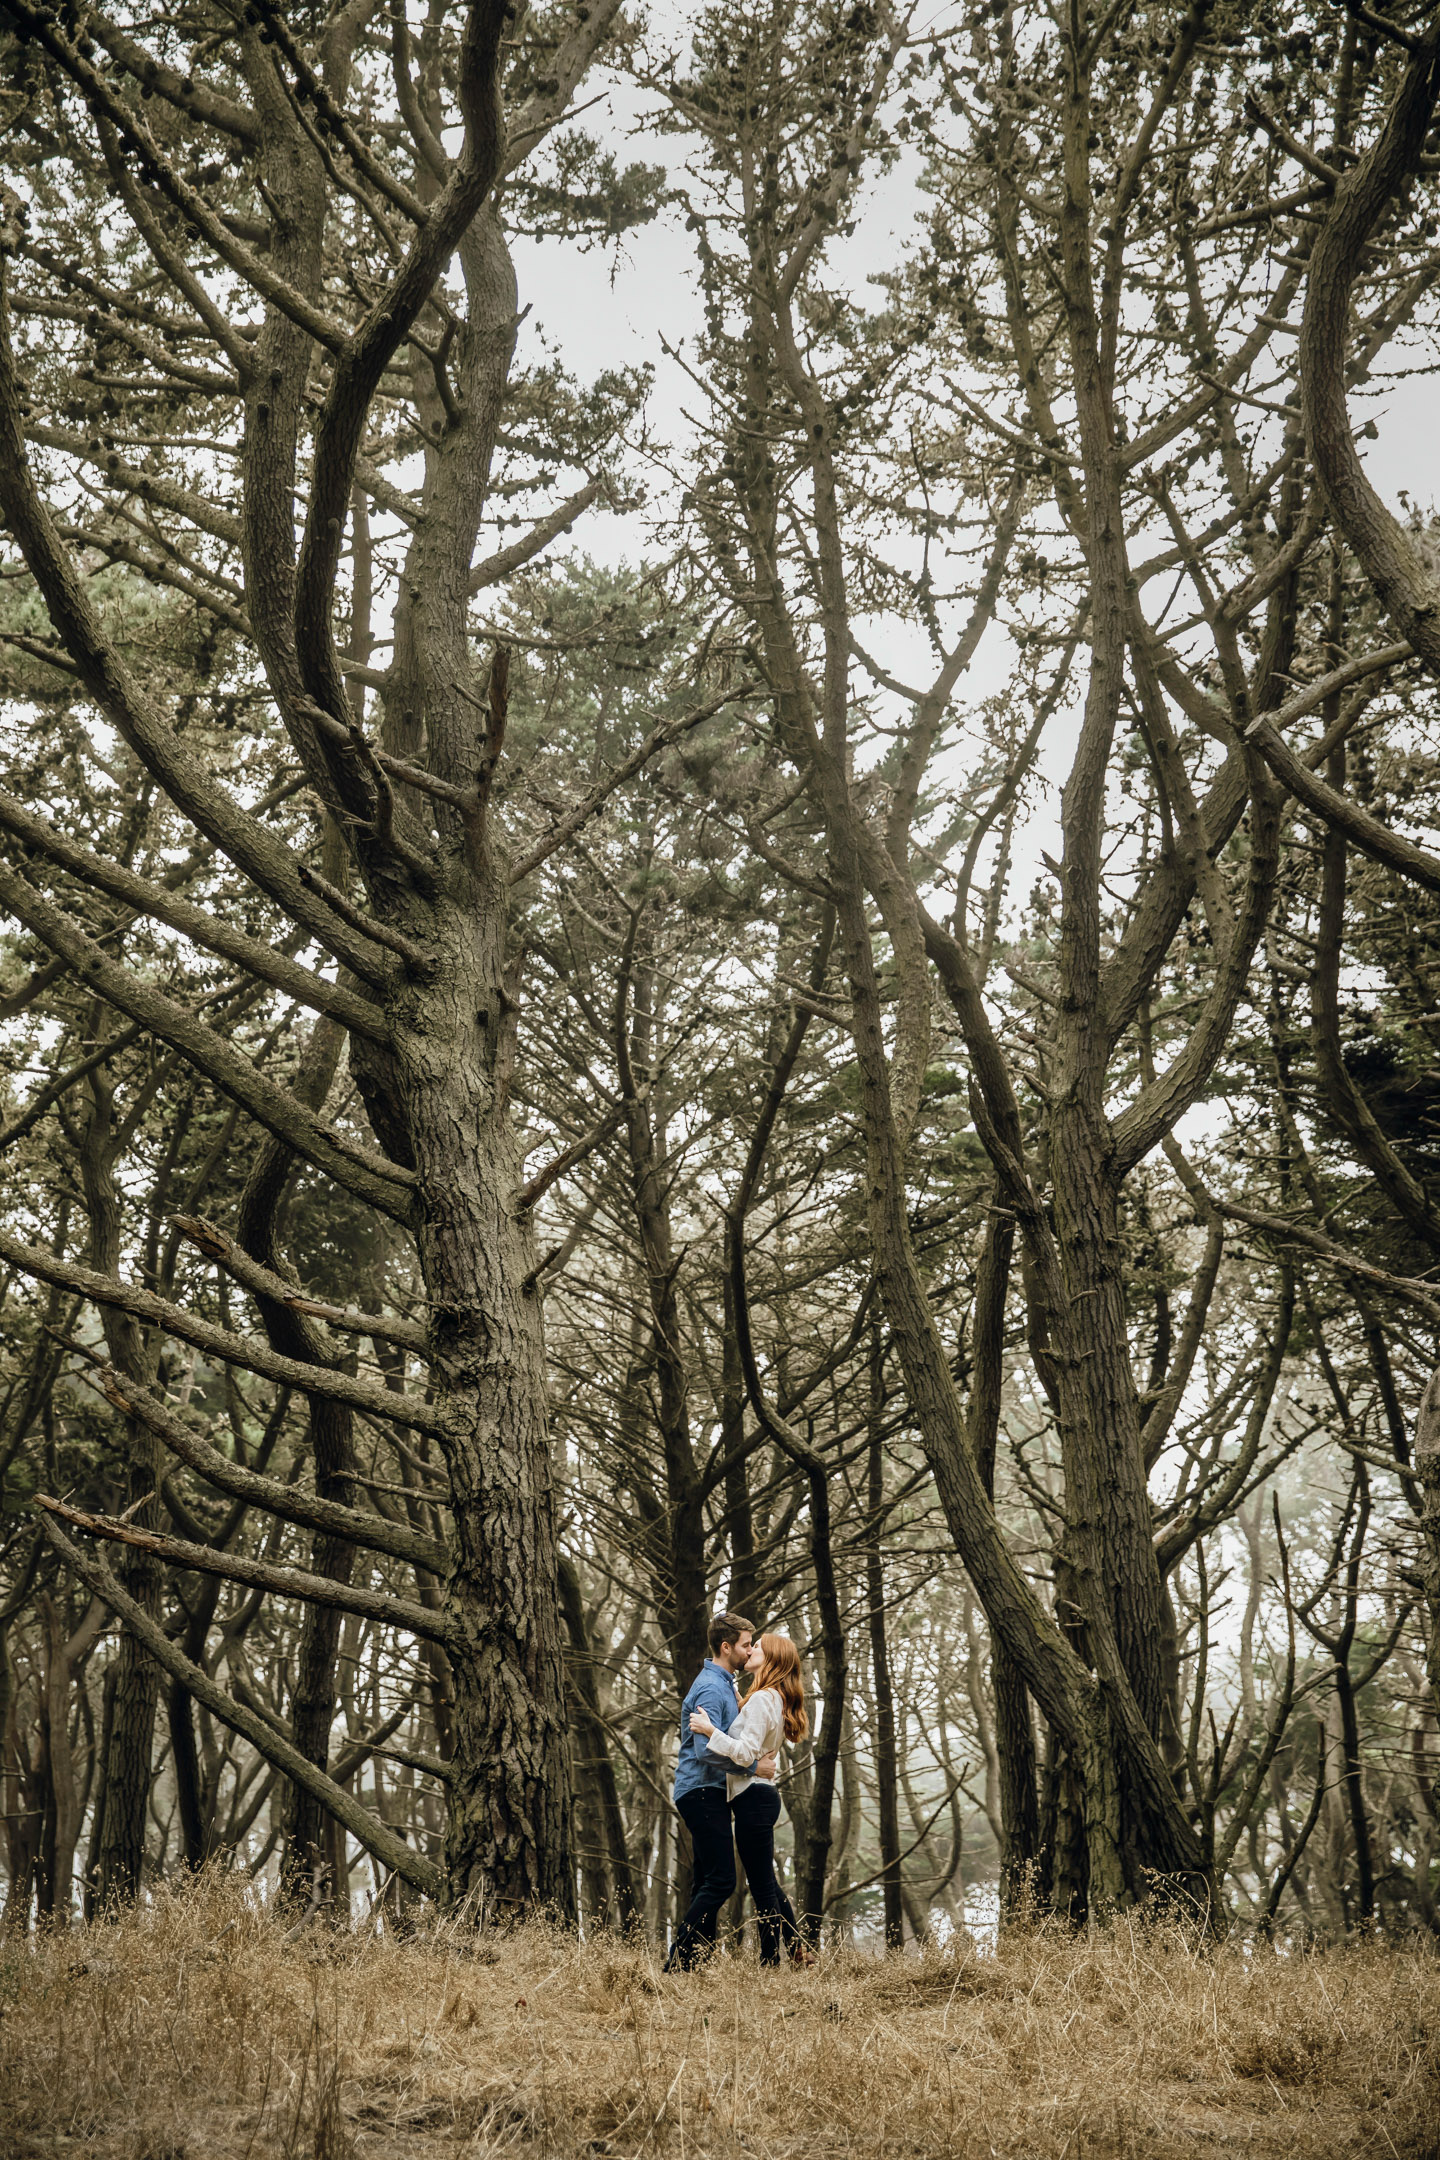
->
xmin=88 ymin=1559 xmax=159 ymax=1906
xmin=795 ymin=1463 xmax=847 ymax=1938
xmin=865 ymin=1347 xmax=903 ymax=1951
xmin=994 ymin=1653 xmax=1042 ymax=1919
xmin=558 ymin=1556 xmax=640 ymax=1931
xmin=78 ymin=1073 xmax=161 ymax=1908
xmin=1037 ymin=1725 xmax=1089 ymax=1924
xmin=391 ymin=929 xmax=573 ymax=1916
xmin=965 ymin=1208 xmax=1040 ymax=1919
xmin=1412 ymin=1367 xmax=1440 ymax=1748
xmin=236 ymin=1013 xmax=358 ymax=1909
xmin=1301 ymin=22 xmax=1440 ymax=678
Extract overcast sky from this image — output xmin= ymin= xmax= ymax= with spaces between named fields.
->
xmin=510 ymin=66 xmax=1440 ymax=566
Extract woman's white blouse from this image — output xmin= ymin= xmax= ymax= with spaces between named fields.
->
xmin=703 ymin=1685 xmax=783 ymax=1802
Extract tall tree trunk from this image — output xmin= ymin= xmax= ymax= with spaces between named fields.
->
xmin=796 ymin=1467 xmax=847 ymax=1936
xmin=721 ymin=1277 xmax=761 ymax=1619
xmin=1415 ymin=1367 xmax=1440 ymax=1741
xmin=37 ymin=1593 xmax=96 ymax=1924
xmin=1333 ymin=1653 xmax=1375 ymax=1932
xmin=236 ymin=1011 xmax=356 ymax=1909
xmin=395 ymin=936 xmax=574 ymax=1913
xmin=994 ymin=1651 xmax=1041 ymax=1918
xmin=168 ymin=1665 xmax=207 ymax=1874
xmin=1037 ymin=1722 xmax=1089 ymax=1924
xmin=0 ymin=1618 xmax=38 ymax=1931
xmin=964 ymin=1207 xmax=1041 ymax=1918
xmin=1318 ymin=1470 xmax=1377 ymax=1933
xmin=78 ymin=1072 xmax=162 ymax=1907
xmin=1044 ymin=28 xmax=1172 ymax=1843
xmin=865 ymin=1340 xmax=903 ymax=1951
xmin=616 ymin=896 xmax=710 ymax=1695
xmin=558 ymin=1556 xmax=641 ymax=1931
xmin=240 ymin=24 xmax=575 ymax=1909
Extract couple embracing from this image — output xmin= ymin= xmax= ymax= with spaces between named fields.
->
xmin=663 ymin=1610 xmax=813 ymax=1972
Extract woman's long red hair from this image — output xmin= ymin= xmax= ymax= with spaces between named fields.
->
xmin=748 ymin=1632 xmax=807 ymax=1743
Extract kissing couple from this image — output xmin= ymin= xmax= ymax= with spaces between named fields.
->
xmin=663 ymin=1610 xmax=814 ymax=1972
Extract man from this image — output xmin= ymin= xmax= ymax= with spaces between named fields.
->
xmin=664 ymin=1610 xmax=776 ymax=1972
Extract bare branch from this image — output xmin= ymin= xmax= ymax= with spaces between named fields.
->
xmin=0 ymin=788 xmax=389 ymax=1045
xmin=35 ymin=1509 xmax=440 ymax=1894
xmin=80 ymin=1356 xmax=446 ymax=1575
xmin=509 ymin=684 xmax=760 ymax=884
xmin=0 ymin=1229 xmax=442 ymax=1432
xmin=1248 ymin=709 xmax=1440 ymax=895
xmin=514 ymin=1104 xmax=625 ymax=1214
xmin=1215 ymin=1202 xmax=1440 ymax=1325
xmin=173 ymin=1216 xmax=428 ymax=1355
xmin=0 ymin=859 xmax=415 ymax=1221
xmin=468 ymin=477 xmax=606 ymax=593
xmin=85 ymin=15 xmax=260 ymax=143
xmin=35 ymin=1494 xmax=449 ymax=1643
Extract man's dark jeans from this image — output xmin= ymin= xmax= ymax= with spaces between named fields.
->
xmin=731 ymin=1780 xmax=800 ymax=1965
xmin=665 ymin=1787 xmax=736 ymax=1971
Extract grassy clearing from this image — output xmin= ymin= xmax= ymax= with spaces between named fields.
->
xmin=1 ymin=1880 xmax=1437 ymax=2159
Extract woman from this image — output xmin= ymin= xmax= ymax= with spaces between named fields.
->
xmin=689 ymin=1632 xmax=812 ymax=1966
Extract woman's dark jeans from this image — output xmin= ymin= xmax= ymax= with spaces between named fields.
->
xmin=731 ymin=1780 xmax=800 ymax=1964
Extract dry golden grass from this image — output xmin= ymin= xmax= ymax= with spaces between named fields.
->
xmin=1 ymin=1878 xmax=1437 ymax=2160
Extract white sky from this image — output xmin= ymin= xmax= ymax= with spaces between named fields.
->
xmin=511 ymin=76 xmax=1440 ymax=566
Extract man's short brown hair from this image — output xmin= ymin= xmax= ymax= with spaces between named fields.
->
xmin=707 ymin=1610 xmax=755 ymax=1658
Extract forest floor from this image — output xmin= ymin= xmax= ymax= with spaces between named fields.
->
xmin=1 ymin=1879 xmax=1437 ymax=2160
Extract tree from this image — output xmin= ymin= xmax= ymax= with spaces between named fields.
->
xmin=0 ymin=0 xmax=670 ymax=1915
xmin=653 ymin=0 xmax=1440 ymax=1912
xmin=2 ymin=0 xmax=1439 ymax=1949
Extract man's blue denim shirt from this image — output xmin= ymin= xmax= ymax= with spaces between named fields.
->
xmin=672 ymin=1659 xmax=740 ymax=1802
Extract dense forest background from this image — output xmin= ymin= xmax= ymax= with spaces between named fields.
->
xmin=1 ymin=0 xmax=1440 ymax=1953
